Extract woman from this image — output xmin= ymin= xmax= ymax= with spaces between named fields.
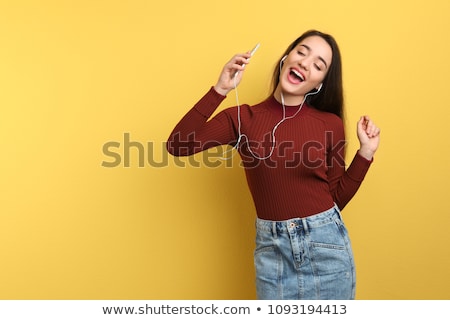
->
xmin=166 ymin=30 xmax=380 ymax=299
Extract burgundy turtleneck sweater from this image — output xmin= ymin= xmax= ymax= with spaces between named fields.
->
xmin=167 ymin=87 xmax=372 ymax=220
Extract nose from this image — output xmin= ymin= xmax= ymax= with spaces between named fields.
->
xmin=299 ymin=57 xmax=312 ymax=71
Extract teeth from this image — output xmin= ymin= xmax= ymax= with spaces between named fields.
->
xmin=291 ymin=69 xmax=304 ymax=81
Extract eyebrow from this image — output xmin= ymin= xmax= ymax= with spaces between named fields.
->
xmin=300 ymin=44 xmax=329 ymax=69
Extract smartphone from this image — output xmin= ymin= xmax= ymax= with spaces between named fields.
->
xmin=235 ymin=43 xmax=260 ymax=77
xmin=250 ymin=43 xmax=260 ymax=57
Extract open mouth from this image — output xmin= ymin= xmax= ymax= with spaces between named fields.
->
xmin=288 ymin=69 xmax=305 ymax=83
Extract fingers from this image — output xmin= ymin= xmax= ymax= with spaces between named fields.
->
xmin=214 ymin=50 xmax=254 ymax=96
xmin=214 ymin=52 xmax=253 ymax=96
xmin=358 ymin=116 xmax=380 ymax=138
xmin=228 ymin=53 xmax=252 ymax=77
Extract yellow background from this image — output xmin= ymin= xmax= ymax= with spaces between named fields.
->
xmin=1 ymin=0 xmax=449 ymax=299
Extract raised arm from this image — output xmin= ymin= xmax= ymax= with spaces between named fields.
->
xmin=166 ymin=52 xmax=253 ymax=156
xmin=327 ymin=116 xmax=380 ymax=210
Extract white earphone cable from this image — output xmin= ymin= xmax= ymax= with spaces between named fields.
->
xmin=219 ymin=57 xmax=321 ymax=160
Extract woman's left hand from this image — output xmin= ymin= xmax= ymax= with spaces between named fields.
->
xmin=357 ymin=115 xmax=380 ymax=160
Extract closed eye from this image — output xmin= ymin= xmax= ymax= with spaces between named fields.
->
xmin=298 ymin=44 xmax=329 ymax=70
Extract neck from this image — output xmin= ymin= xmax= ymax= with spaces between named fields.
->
xmin=273 ymin=86 xmax=305 ymax=106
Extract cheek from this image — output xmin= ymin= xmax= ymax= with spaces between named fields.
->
xmin=312 ymin=70 xmax=327 ymax=83
xmin=310 ymin=73 xmax=328 ymax=89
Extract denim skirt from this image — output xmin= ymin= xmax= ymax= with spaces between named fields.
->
xmin=254 ymin=204 xmax=355 ymax=300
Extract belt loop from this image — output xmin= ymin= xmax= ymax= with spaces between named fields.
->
xmin=271 ymin=221 xmax=278 ymax=239
xmin=301 ymin=218 xmax=309 ymax=235
xmin=334 ymin=203 xmax=343 ymax=222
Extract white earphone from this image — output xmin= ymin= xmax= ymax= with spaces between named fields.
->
xmin=220 ymin=49 xmax=323 ymax=161
xmin=316 ymin=83 xmax=323 ymax=92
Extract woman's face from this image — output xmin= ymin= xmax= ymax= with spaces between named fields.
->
xmin=279 ymin=35 xmax=332 ymax=97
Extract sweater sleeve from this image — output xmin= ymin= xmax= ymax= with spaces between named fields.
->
xmin=166 ymin=87 xmax=237 ymax=156
xmin=326 ymin=119 xmax=373 ymax=210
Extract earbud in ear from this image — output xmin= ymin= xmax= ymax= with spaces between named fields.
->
xmin=316 ymin=83 xmax=323 ymax=92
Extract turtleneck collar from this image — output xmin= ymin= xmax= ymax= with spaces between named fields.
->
xmin=265 ymin=94 xmax=311 ymax=118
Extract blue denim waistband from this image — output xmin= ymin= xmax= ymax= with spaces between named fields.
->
xmin=256 ymin=204 xmax=341 ymax=234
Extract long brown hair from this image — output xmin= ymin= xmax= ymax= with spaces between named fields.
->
xmin=271 ymin=30 xmax=344 ymax=119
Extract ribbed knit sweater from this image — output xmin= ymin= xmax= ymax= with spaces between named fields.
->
xmin=167 ymin=87 xmax=373 ymax=220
